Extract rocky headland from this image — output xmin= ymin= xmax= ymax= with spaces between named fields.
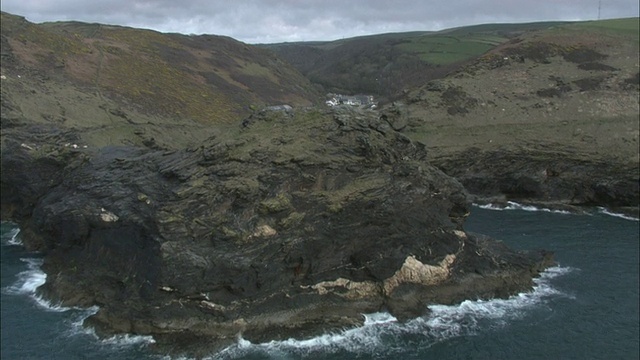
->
xmin=1 ymin=106 xmax=554 ymax=356
xmin=3 ymin=12 xmax=637 ymax=358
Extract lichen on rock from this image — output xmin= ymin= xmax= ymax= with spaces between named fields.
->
xmin=0 ymin=106 xmax=555 ymax=356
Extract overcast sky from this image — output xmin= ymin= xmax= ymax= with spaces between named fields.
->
xmin=1 ymin=0 xmax=638 ymax=43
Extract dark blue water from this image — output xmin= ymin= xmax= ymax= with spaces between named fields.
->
xmin=2 ymin=206 xmax=639 ymax=360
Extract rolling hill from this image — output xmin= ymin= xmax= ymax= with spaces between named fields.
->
xmin=266 ymin=17 xmax=639 ymax=209
xmin=398 ymin=18 xmax=639 ymax=208
xmin=262 ymin=21 xmax=569 ymax=98
xmin=1 ymin=12 xmax=321 ymax=149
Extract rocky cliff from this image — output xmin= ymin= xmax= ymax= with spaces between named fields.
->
xmin=0 ymin=12 xmax=571 ymax=358
xmin=1 ymin=107 xmax=553 ymax=356
xmin=395 ymin=19 xmax=639 ymax=212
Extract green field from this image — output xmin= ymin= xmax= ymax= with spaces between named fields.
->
xmin=565 ymin=17 xmax=639 ymax=40
xmin=395 ymin=34 xmax=506 ymax=65
xmin=393 ymin=21 xmax=582 ymax=66
xmin=265 ymin=17 xmax=638 ymax=97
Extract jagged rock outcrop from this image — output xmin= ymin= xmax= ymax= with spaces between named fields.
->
xmin=1 ymin=107 xmax=553 ymax=357
xmin=432 ymin=147 xmax=639 ymax=209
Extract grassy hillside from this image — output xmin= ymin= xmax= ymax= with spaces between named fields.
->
xmin=399 ymin=17 xmax=639 ymax=165
xmin=7 ymin=12 xmax=321 ymax=120
xmin=0 ymin=12 xmax=322 ymax=149
xmin=263 ymin=22 xmax=569 ymax=98
xmin=568 ymin=17 xmax=639 ymax=38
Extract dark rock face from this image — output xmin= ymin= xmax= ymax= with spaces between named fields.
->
xmin=1 ymin=107 xmax=553 ymax=357
xmin=433 ymin=147 xmax=639 ymax=208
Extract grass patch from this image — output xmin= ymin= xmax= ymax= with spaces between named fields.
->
xmin=395 ymin=34 xmax=506 ymax=65
xmin=568 ymin=18 xmax=639 ymax=39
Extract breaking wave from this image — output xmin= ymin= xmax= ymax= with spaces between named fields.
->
xmin=67 ymin=306 xmax=156 ymax=347
xmin=474 ymin=202 xmax=639 ymax=222
xmin=100 ymin=333 xmax=157 ymax=348
xmin=596 ymin=207 xmax=639 ymax=222
xmin=1 ymin=238 xmax=156 ymax=354
xmin=1 ymin=257 xmax=71 ymax=312
xmin=474 ymin=201 xmax=572 ymax=214
xmin=5 ymin=227 xmax=23 ymax=246
xmin=215 ymin=266 xmax=574 ymax=359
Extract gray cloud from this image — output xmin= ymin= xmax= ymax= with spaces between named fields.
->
xmin=1 ymin=0 xmax=638 ymax=43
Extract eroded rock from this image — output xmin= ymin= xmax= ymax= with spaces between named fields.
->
xmin=0 ymin=107 xmax=554 ymax=357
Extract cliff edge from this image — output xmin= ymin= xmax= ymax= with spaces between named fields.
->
xmin=1 ymin=107 xmax=553 ymax=356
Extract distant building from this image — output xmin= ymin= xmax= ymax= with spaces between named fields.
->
xmin=264 ymin=104 xmax=293 ymax=112
xmin=325 ymin=93 xmax=376 ymax=108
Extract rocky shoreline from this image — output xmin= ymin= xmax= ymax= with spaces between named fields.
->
xmin=1 ymin=107 xmax=555 ymax=357
xmin=431 ymin=148 xmax=639 ymax=210
xmin=1 ymin=13 xmax=638 ymax=357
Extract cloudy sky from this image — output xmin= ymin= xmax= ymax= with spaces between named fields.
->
xmin=1 ymin=0 xmax=638 ymax=43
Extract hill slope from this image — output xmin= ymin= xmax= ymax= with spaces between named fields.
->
xmin=395 ymin=18 xmax=639 ymax=208
xmin=263 ymin=22 xmax=568 ymax=98
xmin=0 ymin=13 xmax=635 ymax=358
xmin=1 ymin=12 xmax=321 ymax=149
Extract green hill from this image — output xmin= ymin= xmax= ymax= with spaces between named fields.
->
xmin=262 ymin=21 xmax=569 ymax=98
xmin=1 ymin=12 xmax=321 ymax=148
xmin=393 ymin=17 xmax=639 ymax=207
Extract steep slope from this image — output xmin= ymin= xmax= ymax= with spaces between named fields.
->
xmin=395 ymin=18 xmax=639 ymax=209
xmin=1 ymin=106 xmax=553 ymax=357
xmin=1 ymin=12 xmax=321 ymax=149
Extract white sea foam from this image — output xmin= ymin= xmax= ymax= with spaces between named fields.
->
xmin=4 ymin=227 xmax=23 ymax=246
xmin=363 ymin=312 xmax=397 ymax=325
xmin=2 ymin=258 xmax=72 ymax=312
xmin=65 ymin=306 xmax=157 ymax=349
xmin=597 ymin=207 xmax=639 ymax=221
xmin=2 ymin=240 xmax=158 ymax=354
xmin=216 ymin=313 xmax=398 ymax=358
xmin=216 ymin=266 xmax=573 ymax=359
xmin=69 ymin=306 xmax=100 ymax=336
xmin=32 ymin=294 xmax=72 ymax=312
xmin=4 ymin=258 xmax=46 ymax=297
xmin=475 ymin=202 xmax=640 ymax=221
xmin=419 ymin=266 xmax=575 ymax=339
xmin=474 ymin=201 xmax=572 ymax=214
xmin=101 ymin=333 xmax=156 ymax=347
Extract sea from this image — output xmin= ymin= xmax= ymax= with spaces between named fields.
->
xmin=1 ymin=203 xmax=638 ymax=360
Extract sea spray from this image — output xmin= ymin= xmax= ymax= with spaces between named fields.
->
xmin=474 ymin=201 xmax=572 ymax=214
xmin=5 ymin=258 xmax=46 ymax=295
xmin=216 ymin=266 xmax=574 ymax=359
xmin=101 ymin=333 xmax=157 ymax=347
xmin=68 ymin=305 xmax=100 ymax=335
xmin=597 ymin=207 xmax=640 ymax=221
xmin=6 ymin=227 xmax=22 ymax=246
xmin=421 ymin=266 xmax=574 ymax=338
xmin=1 ymin=230 xmax=157 ymax=356
xmin=1 ymin=257 xmax=74 ymax=312
xmin=474 ymin=201 xmax=639 ymax=222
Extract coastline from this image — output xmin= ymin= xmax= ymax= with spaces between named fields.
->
xmin=470 ymin=198 xmax=640 ymax=221
xmin=0 ymin=13 xmax=637 ymax=359
xmin=0 ymin=108 xmax=560 ymax=357
xmin=0 ymin=221 xmax=571 ymax=359
xmin=4 ymin=207 xmax=638 ymax=359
